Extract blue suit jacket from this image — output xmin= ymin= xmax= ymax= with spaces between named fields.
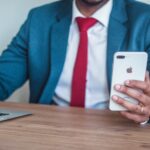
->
xmin=0 ymin=0 xmax=150 ymax=104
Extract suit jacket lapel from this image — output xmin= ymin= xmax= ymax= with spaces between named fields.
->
xmin=40 ymin=0 xmax=129 ymax=103
xmin=107 ymin=0 xmax=128 ymax=90
xmin=39 ymin=0 xmax=73 ymax=104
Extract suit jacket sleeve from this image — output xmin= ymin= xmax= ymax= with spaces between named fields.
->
xmin=0 ymin=10 xmax=33 ymax=100
xmin=146 ymin=19 xmax=150 ymax=71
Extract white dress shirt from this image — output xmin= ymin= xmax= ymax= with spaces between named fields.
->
xmin=53 ymin=0 xmax=113 ymax=109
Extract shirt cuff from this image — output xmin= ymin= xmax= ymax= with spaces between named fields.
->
xmin=140 ymin=119 xmax=150 ymax=125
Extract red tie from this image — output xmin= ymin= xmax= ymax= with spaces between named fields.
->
xmin=70 ymin=17 xmax=97 ymax=107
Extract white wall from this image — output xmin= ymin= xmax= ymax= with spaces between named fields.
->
xmin=0 ymin=0 xmax=149 ymax=103
xmin=0 ymin=0 xmax=57 ymax=53
xmin=139 ymin=0 xmax=150 ymax=3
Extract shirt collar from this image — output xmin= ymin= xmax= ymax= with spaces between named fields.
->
xmin=72 ymin=0 xmax=113 ymax=27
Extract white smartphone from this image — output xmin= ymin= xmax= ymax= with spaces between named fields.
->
xmin=109 ymin=52 xmax=148 ymax=111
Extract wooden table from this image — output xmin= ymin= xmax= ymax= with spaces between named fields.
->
xmin=0 ymin=102 xmax=150 ymax=150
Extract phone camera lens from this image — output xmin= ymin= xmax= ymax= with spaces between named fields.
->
xmin=117 ymin=55 xmax=125 ymax=59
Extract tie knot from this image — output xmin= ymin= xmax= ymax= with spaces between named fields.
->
xmin=76 ymin=17 xmax=97 ymax=32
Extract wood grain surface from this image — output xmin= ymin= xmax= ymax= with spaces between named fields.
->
xmin=0 ymin=102 xmax=150 ymax=150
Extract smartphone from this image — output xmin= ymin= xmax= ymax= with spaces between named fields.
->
xmin=109 ymin=52 xmax=148 ymax=111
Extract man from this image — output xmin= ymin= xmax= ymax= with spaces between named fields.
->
xmin=0 ymin=0 xmax=150 ymax=123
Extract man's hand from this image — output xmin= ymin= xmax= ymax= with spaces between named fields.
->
xmin=112 ymin=71 xmax=150 ymax=123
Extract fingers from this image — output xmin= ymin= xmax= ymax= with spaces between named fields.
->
xmin=112 ymin=95 xmax=149 ymax=115
xmin=120 ymin=111 xmax=149 ymax=123
xmin=112 ymin=71 xmax=150 ymax=123
xmin=145 ymin=71 xmax=150 ymax=83
xmin=114 ymin=84 xmax=148 ymax=106
xmin=125 ymin=80 xmax=150 ymax=93
xmin=124 ymin=71 xmax=150 ymax=94
xmin=145 ymin=71 xmax=150 ymax=80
